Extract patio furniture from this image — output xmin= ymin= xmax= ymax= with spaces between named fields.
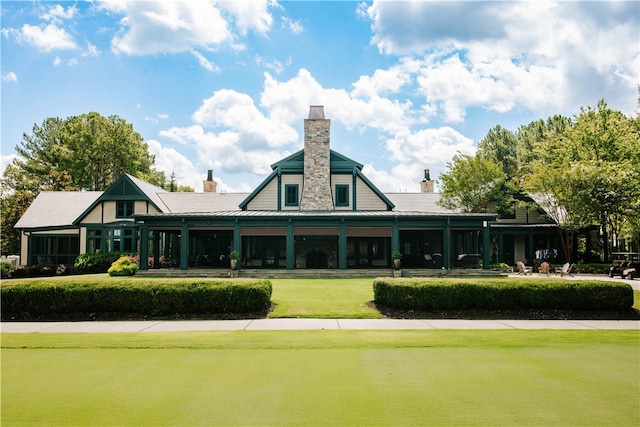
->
xmin=555 ymin=262 xmax=574 ymax=277
xmin=517 ymin=261 xmax=532 ymax=275
xmin=539 ymin=261 xmax=550 ymax=276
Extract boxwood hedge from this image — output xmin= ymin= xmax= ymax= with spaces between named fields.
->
xmin=373 ymin=278 xmax=633 ymax=311
xmin=1 ymin=278 xmax=272 ymax=320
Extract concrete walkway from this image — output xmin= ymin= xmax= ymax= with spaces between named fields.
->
xmin=1 ymin=318 xmax=638 ymax=333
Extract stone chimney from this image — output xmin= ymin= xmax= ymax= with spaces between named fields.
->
xmin=300 ymin=106 xmax=334 ymax=211
xmin=203 ymin=170 xmax=217 ymax=193
xmin=420 ymin=169 xmax=435 ymax=193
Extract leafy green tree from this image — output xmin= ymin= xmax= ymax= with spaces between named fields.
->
xmin=525 ymin=100 xmax=640 ymax=258
xmin=1 ymin=112 xmax=172 ymax=254
xmin=437 ymin=153 xmax=507 ymax=213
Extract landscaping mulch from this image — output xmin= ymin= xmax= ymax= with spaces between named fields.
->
xmin=370 ymin=301 xmax=640 ymax=320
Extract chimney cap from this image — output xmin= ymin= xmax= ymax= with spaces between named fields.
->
xmin=308 ymin=105 xmax=325 ymax=119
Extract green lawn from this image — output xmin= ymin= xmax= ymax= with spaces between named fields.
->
xmin=269 ymin=277 xmax=381 ymax=318
xmin=2 ymin=330 xmax=638 ymax=426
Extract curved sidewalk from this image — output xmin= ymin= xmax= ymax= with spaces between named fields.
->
xmin=1 ymin=318 xmax=638 ymax=333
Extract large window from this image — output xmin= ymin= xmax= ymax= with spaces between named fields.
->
xmin=87 ymin=229 xmax=103 ymax=253
xmin=335 ymin=184 xmax=349 ymax=207
xmin=285 ymin=184 xmax=299 ymax=206
xmin=107 ymin=227 xmax=137 ymax=252
xmin=116 ymin=201 xmax=134 ymax=218
xmin=31 ymin=235 xmax=79 ymax=265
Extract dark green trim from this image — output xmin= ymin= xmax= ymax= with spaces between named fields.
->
xmin=339 ymin=223 xmax=347 ymax=269
xmin=277 ymin=172 xmax=282 ymax=211
xmin=140 ymin=225 xmax=148 ymax=270
xmin=74 ymin=175 xmax=164 ymax=225
xmin=284 ymin=184 xmax=299 ymax=206
xmin=286 ymin=223 xmax=294 ymax=270
xmin=335 ymin=184 xmax=349 ymax=207
xmin=180 ymin=223 xmax=188 ymax=270
xmin=352 ymin=172 xmax=357 ymax=211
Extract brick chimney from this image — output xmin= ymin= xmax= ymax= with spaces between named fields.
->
xmin=203 ymin=170 xmax=217 ymax=193
xmin=300 ymin=106 xmax=334 ymax=211
xmin=420 ymin=169 xmax=435 ymax=193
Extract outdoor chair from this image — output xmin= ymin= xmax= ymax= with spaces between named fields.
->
xmin=517 ymin=261 xmax=532 ymax=275
xmin=539 ymin=261 xmax=550 ymax=276
xmin=555 ymin=262 xmax=574 ymax=277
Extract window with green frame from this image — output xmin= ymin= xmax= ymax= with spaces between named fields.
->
xmin=335 ymin=184 xmax=349 ymax=207
xmin=116 ymin=201 xmax=134 ymax=218
xmin=284 ymin=184 xmax=299 ymax=206
xmin=31 ymin=235 xmax=79 ymax=265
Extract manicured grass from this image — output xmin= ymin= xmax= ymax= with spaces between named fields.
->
xmin=2 ymin=330 xmax=638 ymax=426
xmin=269 ymin=278 xmax=381 ymax=318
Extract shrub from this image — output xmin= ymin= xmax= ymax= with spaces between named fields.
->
xmin=108 ymin=256 xmax=138 ymax=276
xmin=373 ymin=278 xmax=634 ymax=312
xmin=1 ymin=278 xmax=273 ymax=320
xmin=74 ymin=252 xmax=130 ymax=274
xmin=1 ymin=262 xmax=14 ymax=279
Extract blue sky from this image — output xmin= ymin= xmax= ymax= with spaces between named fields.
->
xmin=2 ymin=1 xmax=638 ymax=193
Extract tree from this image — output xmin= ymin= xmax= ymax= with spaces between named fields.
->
xmin=1 ymin=112 xmax=172 ymax=254
xmin=524 ymin=100 xmax=640 ymax=259
xmin=437 ymin=153 xmax=507 ymax=213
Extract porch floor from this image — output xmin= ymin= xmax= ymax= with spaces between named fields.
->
xmin=136 ymin=268 xmax=504 ymax=279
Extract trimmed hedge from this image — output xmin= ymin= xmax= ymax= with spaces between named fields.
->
xmin=1 ymin=278 xmax=272 ymax=320
xmin=373 ymin=278 xmax=634 ymax=311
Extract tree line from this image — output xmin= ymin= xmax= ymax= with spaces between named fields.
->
xmin=438 ymin=99 xmax=640 ymax=262
xmin=1 ymin=112 xmax=193 ymax=255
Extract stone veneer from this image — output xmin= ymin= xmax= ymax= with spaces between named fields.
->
xmin=300 ymin=107 xmax=334 ymax=211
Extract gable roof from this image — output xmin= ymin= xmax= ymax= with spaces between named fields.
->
xmin=14 ymin=191 xmax=103 ymax=229
xmin=74 ymin=174 xmax=168 ymax=224
xmin=239 ymin=149 xmax=390 ymax=210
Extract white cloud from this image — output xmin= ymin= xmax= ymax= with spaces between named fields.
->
xmin=218 ymin=0 xmax=273 ymax=36
xmin=363 ymin=0 xmax=639 ymax=118
xmin=41 ymin=4 xmax=78 ymax=22
xmin=100 ymin=0 xmax=275 ymax=55
xmin=20 ymin=23 xmax=78 ymax=52
xmin=192 ymin=89 xmax=298 ymax=149
xmin=2 ymin=71 xmax=18 ymax=82
xmin=191 ymin=49 xmax=219 ymax=72
xmin=282 ymin=17 xmax=304 ymax=34
xmin=146 ymin=139 xmax=202 ymax=191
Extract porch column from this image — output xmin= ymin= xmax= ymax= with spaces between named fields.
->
xmin=528 ymin=232 xmax=534 ymax=264
xmin=391 ymin=220 xmax=399 ymax=254
xmin=234 ymin=221 xmax=241 ymax=270
xmin=443 ymin=218 xmax=451 ymax=269
xmin=339 ymin=222 xmax=347 ymax=270
xmin=139 ymin=225 xmax=148 ymax=270
xmin=286 ymin=222 xmax=294 ymax=270
xmin=180 ymin=222 xmax=188 ymax=270
xmin=482 ymin=221 xmax=490 ymax=270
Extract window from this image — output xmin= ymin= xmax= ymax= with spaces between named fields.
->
xmin=285 ymin=184 xmax=298 ymax=206
xmin=336 ymin=184 xmax=349 ymax=207
xmin=116 ymin=201 xmax=134 ymax=218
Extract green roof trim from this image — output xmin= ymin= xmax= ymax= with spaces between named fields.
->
xmin=73 ymin=174 xmax=167 ymax=224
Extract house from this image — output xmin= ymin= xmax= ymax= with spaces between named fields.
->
xmin=15 ymin=106 xmax=563 ymax=272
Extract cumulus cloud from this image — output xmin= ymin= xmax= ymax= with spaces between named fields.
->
xmin=156 ymin=67 xmax=480 ymax=189
xmin=20 ymin=23 xmax=78 ymax=52
xmin=147 ymin=139 xmax=202 ymax=190
xmin=363 ymin=0 xmax=639 ymax=118
xmin=99 ymin=0 xmax=275 ymax=55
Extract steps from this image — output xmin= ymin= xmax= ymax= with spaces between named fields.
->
xmin=136 ymin=268 xmax=504 ymax=279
